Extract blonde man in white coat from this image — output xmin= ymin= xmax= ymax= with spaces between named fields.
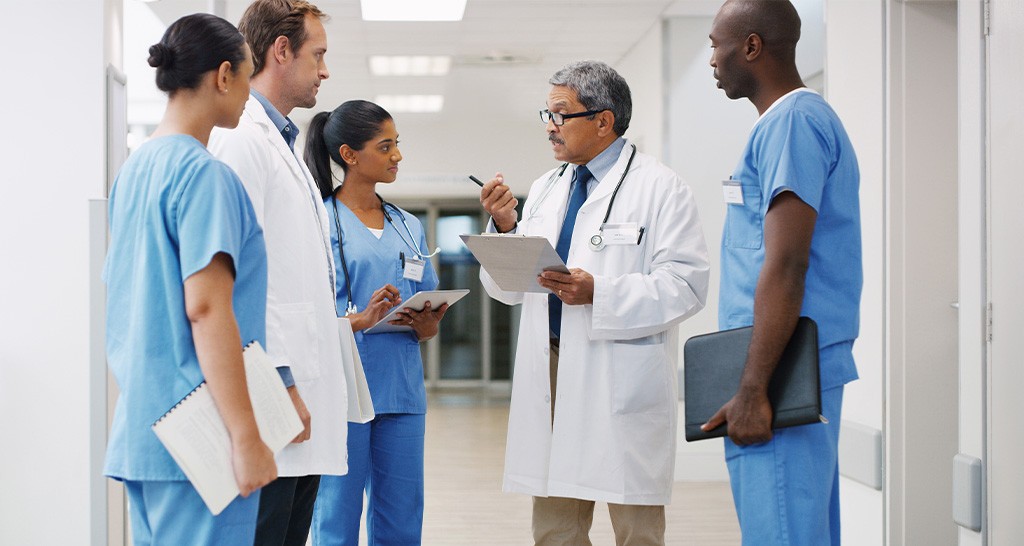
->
xmin=478 ymin=60 xmax=710 ymax=546
xmin=208 ymin=2 xmax=347 ymax=545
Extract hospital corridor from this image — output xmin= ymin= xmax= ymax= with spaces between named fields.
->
xmin=420 ymin=389 xmax=740 ymax=544
xmin=3 ymin=0 xmax=1024 ymax=544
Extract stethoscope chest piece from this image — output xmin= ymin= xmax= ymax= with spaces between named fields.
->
xmin=589 ymin=233 xmax=606 ymax=252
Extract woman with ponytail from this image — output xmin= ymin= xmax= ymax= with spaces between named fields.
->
xmin=304 ymin=100 xmax=448 ymax=545
xmin=103 ymin=13 xmax=275 ymax=545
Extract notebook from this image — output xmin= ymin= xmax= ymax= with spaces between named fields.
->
xmin=151 ymin=341 xmax=303 ymax=515
xmin=683 ymin=317 xmax=823 ymax=442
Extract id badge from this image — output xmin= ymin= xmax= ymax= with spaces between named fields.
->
xmin=403 ymin=256 xmax=426 ymax=282
xmin=602 ymin=222 xmax=641 ymax=245
xmin=722 ymin=179 xmax=744 ymax=205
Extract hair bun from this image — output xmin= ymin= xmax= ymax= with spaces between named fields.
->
xmin=147 ymin=43 xmax=174 ymax=69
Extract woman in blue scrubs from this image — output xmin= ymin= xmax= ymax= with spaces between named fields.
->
xmin=304 ymin=100 xmax=449 ymax=545
xmin=103 ymin=14 xmax=276 ymax=546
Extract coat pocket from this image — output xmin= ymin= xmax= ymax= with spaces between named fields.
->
xmin=609 ymin=342 xmax=672 ymax=415
xmin=278 ymin=302 xmax=322 ymax=382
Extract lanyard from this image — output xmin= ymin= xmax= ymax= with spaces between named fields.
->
xmin=331 ymin=197 xmax=358 ymax=315
xmin=330 ymin=195 xmax=437 ymax=314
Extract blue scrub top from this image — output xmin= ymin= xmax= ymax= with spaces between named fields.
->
xmin=326 ymin=197 xmax=439 ymax=414
xmin=103 ymin=135 xmax=267 ymax=480
xmin=719 ymin=90 xmax=862 ymax=389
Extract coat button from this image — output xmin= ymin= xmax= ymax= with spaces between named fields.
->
xmin=545 ymin=395 xmax=551 ymax=403
xmin=544 ymin=346 xmax=550 ymax=356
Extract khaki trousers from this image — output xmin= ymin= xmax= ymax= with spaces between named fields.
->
xmin=534 ymin=341 xmax=666 ymax=546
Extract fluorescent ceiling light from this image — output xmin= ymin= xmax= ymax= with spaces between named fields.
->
xmin=360 ymin=0 xmax=467 ymax=21
xmin=375 ymin=95 xmax=445 ymax=113
xmin=369 ymin=56 xmax=451 ymax=76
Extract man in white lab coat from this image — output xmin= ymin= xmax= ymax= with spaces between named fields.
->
xmin=478 ymin=60 xmax=710 ymax=546
xmin=208 ymin=1 xmax=348 ymax=545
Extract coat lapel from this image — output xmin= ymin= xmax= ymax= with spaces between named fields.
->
xmin=581 ymin=139 xmax=636 ymax=210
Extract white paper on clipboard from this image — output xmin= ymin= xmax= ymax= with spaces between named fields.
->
xmin=363 ymin=289 xmax=471 ymax=334
xmin=459 ymin=234 xmax=569 ymax=293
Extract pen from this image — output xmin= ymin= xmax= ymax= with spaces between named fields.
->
xmin=468 ymin=175 xmax=485 ymax=187
xmin=400 ymin=251 xmax=405 ymax=268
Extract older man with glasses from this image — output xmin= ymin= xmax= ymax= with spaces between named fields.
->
xmin=476 ymin=60 xmax=711 ymax=546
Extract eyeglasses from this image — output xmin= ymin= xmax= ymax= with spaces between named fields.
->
xmin=539 ymin=108 xmax=606 ymax=126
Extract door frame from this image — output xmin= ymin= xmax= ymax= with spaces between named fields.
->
xmin=389 ymin=198 xmax=513 ymax=390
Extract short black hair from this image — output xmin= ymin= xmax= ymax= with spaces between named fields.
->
xmin=722 ymin=0 xmax=801 ymax=62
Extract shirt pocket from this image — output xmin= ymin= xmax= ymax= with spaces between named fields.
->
xmin=723 ymin=183 xmax=764 ymax=250
xmin=278 ymin=302 xmax=322 ymax=382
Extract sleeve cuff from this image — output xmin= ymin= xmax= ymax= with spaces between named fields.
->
xmin=276 ymin=366 xmax=295 ymax=388
xmin=486 ymin=217 xmax=518 ymax=234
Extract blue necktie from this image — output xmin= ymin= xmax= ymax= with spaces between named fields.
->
xmin=549 ymin=165 xmax=592 ymax=338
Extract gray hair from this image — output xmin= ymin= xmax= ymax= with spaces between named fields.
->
xmin=549 ymin=60 xmax=632 ymax=136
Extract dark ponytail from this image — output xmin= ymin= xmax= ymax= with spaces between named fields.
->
xmin=149 ymin=13 xmax=246 ymax=94
xmin=303 ymin=100 xmax=394 ymax=199
xmin=305 ymin=111 xmax=335 ymax=199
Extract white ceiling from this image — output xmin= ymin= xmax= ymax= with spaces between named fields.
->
xmin=140 ymin=0 xmax=720 ymax=128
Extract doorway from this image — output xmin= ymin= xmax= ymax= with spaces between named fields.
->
xmin=393 ymin=199 xmax=518 ymax=389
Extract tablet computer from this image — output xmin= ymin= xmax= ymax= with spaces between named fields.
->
xmin=363 ymin=289 xmax=471 ymax=334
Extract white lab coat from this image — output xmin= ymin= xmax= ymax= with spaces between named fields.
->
xmin=209 ymin=96 xmax=349 ymax=477
xmin=481 ymin=141 xmax=710 ymax=505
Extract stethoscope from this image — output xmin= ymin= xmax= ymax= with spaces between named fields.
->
xmin=331 ymin=193 xmax=440 ymax=314
xmin=524 ymin=143 xmax=638 ymax=252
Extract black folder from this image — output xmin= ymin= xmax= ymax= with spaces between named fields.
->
xmin=683 ymin=316 xmax=823 ymax=442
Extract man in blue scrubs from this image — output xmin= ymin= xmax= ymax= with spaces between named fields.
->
xmin=704 ymin=1 xmax=862 ymax=544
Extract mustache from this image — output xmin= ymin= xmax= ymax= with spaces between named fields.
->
xmin=548 ymin=133 xmax=564 ymax=145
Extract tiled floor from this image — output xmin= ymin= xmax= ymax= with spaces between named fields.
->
xmin=418 ymin=387 xmax=741 ymax=545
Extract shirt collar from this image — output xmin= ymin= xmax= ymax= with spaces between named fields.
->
xmin=251 ymin=89 xmax=300 ymax=150
xmin=579 ymin=137 xmax=627 ymax=183
xmin=754 ymin=87 xmax=817 ymax=127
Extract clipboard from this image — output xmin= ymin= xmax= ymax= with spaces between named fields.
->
xmin=682 ymin=317 xmax=824 ymax=442
xmin=363 ymin=289 xmax=470 ymax=334
xmin=459 ymin=234 xmax=569 ymax=293
xmin=337 ymin=317 xmax=374 ymax=423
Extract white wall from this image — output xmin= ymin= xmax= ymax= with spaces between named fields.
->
xmin=614 ymin=18 xmax=664 ymax=161
xmin=661 ymin=14 xmax=755 ymax=481
xmin=956 ymin=0 xmax=987 ymax=543
xmin=0 ymin=0 xmax=118 ymax=544
xmin=826 ymin=1 xmax=886 ymax=543
xmin=885 ymin=1 xmax=960 ymax=544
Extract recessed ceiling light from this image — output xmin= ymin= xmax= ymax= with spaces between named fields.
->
xmin=375 ymin=95 xmax=445 ymax=113
xmin=360 ymin=0 xmax=467 ymax=22
xmin=369 ymin=56 xmax=451 ymax=76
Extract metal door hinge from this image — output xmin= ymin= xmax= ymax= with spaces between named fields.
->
xmin=984 ymin=0 xmax=992 ymax=36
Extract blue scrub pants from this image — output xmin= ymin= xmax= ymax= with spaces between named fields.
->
xmin=724 ymin=386 xmax=844 ymax=546
xmin=312 ymin=413 xmax=426 ymax=546
xmin=123 ymin=479 xmax=260 ymax=546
